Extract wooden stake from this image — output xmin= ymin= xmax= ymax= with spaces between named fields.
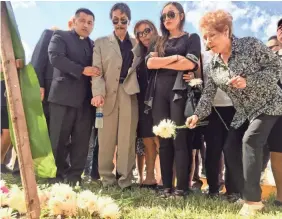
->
xmin=0 ymin=2 xmax=40 ymax=218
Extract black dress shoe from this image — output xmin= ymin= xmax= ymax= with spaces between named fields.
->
xmin=274 ymin=200 xmax=282 ymax=207
xmin=48 ymin=177 xmax=64 ymax=184
xmin=207 ymin=192 xmax=220 ymax=199
xmin=140 ymin=184 xmax=157 ymax=189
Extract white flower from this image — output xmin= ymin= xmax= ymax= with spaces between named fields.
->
xmin=48 ymin=183 xmax=77 ymax=217
xmin=48 ymin=196 xmax=64 ymax=216
xmin=77 ymin=190 xmax=99 ymax=215
xmin=99 ymin=202 xmax=121 ymax=219
xmin=61 ymin=199 xmax=77 ymax=217
xmin=0 ymin=207 xmax=15 ymax=219
xmin=0 ymin=191 xmax=9 ymax=207
xmin=0 ymin=180 xmax=6 ymax=188
xmin=7 ymin=185 xmax=26 ymax=213
xmin=153 ymin=119 xmax=176 ymax=139
xmin=37 ymin=187 xmax=50 ymax=207
xmin=189 ymin=78 xmax=203 ymax=87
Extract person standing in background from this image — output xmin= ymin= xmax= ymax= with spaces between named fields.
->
xmin=31 ymin=17 xmax=75 ymax=130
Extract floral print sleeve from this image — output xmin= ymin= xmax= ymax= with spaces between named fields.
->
xmin=245 ymin=37 xmax=282 ymax=88
xmin=194 ymin=64 xmax=218 ymax=120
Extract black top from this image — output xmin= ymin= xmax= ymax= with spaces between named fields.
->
xmin=137 ymin=59 xmax=149 ymax=102
xmin=48 ymin=29 xmax=94 ymax=108
xmin=158 ymin=33 xmax=201 ymax=75
xmin=144 ymin=33 xmax=202 ymax=114
xmin=114 ymin=32 xmax=133 ymax=80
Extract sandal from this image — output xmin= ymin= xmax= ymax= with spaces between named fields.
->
xmin=158 ymin=188 xmax=172 ymax=198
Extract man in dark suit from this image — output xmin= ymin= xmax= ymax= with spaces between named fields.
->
xmin=31 ymin=28 xmax=55 ymax=128
xmin=48 ymin=8 xmax=100 ymax=184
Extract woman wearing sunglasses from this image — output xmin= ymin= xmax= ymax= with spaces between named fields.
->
xmin=186 ymin=10 xmax=282 ymax=216
xmin=146 ymin=2 xmax=201 ymax=198
xmin=132 ymin=20 xmax=161 ymax=189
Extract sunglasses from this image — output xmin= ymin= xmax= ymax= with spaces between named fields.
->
xmin=112 ymin=18 xmax=128 ymax=25
xmin=268 ymin=45 xmax=279 ymax=50
xmin=161 ymin=11 xmax=179 ymax=22
xmin=136 ymin=28 xmax=152 ymax=38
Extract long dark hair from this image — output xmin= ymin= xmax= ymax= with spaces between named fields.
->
xmin=134 ymin=20 xmax=158 ymax=56
xmin=155 ymin=2 xmax=185 ymax=56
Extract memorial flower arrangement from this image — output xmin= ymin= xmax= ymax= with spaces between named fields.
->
xmin=0 ymin=180 xmax=120 ymax=219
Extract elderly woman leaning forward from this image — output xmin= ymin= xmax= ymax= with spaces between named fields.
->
xmin=186 ymin=10 xmax=282 ymax=216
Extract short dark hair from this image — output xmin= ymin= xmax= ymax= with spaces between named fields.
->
xmin=278 ymin=18 xmax=282 ymax=29
xmin=268 ymin=35 xmax=278 ymax=41
xmin=75 ymin=8 xmax=95 ymax=20
xmin=109 ymin=3 xmax=131 ymax=21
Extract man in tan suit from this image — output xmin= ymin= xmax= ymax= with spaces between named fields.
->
xmin=91 ymin=3 xmax=139 ymax=189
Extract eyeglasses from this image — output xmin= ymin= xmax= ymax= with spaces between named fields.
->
xmin=268 ymin=44 xmax=279 ymax=50
xmin=136 ymin=28 xmax=152 ymax=38
xmin=161 ymin=11 xmax=179 ymax=22
xmin=278 ymin=25 xmax=282 ymax=31
xmin=112 ymin=18 xmax=128 ymax=25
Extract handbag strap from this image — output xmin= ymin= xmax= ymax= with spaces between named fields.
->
xmin=185 ymin=33 xmax=205 ymax=87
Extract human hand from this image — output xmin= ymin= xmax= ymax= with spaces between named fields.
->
xmin=183 ymin=72 xmax=195 ymax=82
xmin=40 ymin=87 xmax=45 ymax=101
xmin=185 ymin=115 xmax=199 ymax=129
xmin=226 ymin=76 xmax=246 ymax=89
xmin=91 ymin=95 xmax=104 ymax=107
xmin=83 ymin=66 xmax=101 ymax=77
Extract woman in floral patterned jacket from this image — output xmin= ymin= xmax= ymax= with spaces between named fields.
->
xmin=186 ymin=10 xmax=282 ymax=216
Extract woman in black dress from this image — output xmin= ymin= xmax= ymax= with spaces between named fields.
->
xmin=133 ymin=20 xmax=161 ymax=187
xmin=146 ymin=2 xmax=201 ymax=197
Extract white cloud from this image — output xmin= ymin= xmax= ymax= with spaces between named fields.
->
xmin=185 ymin=1 xmax=248 ymax=31
xmin=11 ymin=1 xmax=36 ymax=10
xmin=264 ymin=15 xmax=280 ymax=40
xmin=184 ymin=1 xmax=280 ymax=40
xmin=22 ymin=40 xmax=33 ymax=63
xmin=250 ymin=15 xmax=267 ymax=33
xmin=242 ymin=23 xmax=249 ymax=30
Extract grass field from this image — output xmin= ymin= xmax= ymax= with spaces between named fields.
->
xmin=1 ymin=173 xmax=282 ymax=219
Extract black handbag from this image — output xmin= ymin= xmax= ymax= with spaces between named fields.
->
xmin=184 ymin=53 xmax=206 ymax=121
xmin=184 ymin=86 xmax=202 ymax=117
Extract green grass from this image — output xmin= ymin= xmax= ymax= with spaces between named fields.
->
xmin=2 ymin=173 xmax=282 ymax=219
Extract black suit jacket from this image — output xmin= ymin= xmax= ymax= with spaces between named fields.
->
xmin=48 ymin=30 xmax=94 ymax=108
xmin=31 ymin=29 xmax=54 ymax=88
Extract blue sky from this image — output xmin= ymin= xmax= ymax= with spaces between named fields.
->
xmin=11 ymin=1 xmax=282 ymax=62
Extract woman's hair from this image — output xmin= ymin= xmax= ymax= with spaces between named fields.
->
xmin=134 ymin=20 xmax=158 ymax=56
xmin=200 ymin=10 xmax=233 ymax=38
xmin=155 ymin=2 xmax=185 ymax=56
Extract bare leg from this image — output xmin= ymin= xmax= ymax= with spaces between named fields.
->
xmin=136 ymin=155 xmax=145 ymax=184
xmin=189 ymin=149 xmax=197 ymax=188
xmin=113 ymin=145 xmax=117 ymax=174
xmin=143 ymin=137 xmax=157 ymax=185
xmin=271 ymin=152 xmax=282 ymax=202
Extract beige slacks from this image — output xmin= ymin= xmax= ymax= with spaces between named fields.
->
xmin=98 ymin=85 xmax=138 ymax=188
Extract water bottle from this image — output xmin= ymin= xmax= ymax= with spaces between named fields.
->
xmin=95 ymin=107 xmax=103 ymax=128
